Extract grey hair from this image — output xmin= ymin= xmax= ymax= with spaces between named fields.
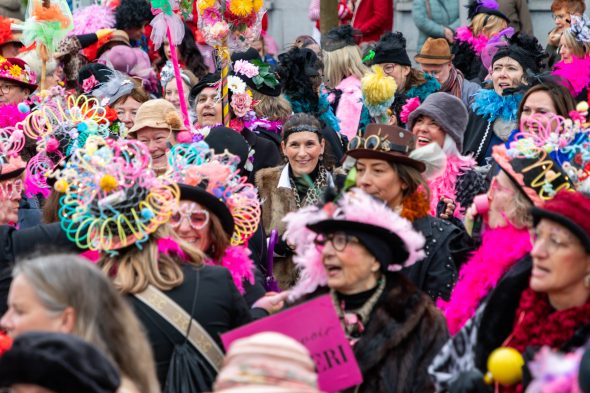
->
xmin=442 ymin=134 xmax=476 ymax=165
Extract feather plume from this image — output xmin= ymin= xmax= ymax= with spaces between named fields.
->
xmin=149 ymin=9 xmax=184 ymax=49
xmin=23 ymin=0 xmax=73 ymax=52
xmin=157 ymin=237 xmax=188 ymax=260
xmin=91 ymin=70 xmax=135 ymax=105
xmin=213 ymin=245 xmax=255 ymax=295
xmin=71 ymin=4 xmax=115 ymax=35
xmin=0 ymin=16 xmax=12 ymax=44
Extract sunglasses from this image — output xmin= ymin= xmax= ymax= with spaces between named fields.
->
xmin=170 ymin=208 xmax=210 ymax=230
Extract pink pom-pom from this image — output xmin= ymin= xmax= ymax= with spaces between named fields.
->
xmin=400 ymin=97 xmax=421 ymax=124
xmin=176 ymin=131 xmax=193 ymax=144
xmin=46 ymin=138 xmax=60 ymax=153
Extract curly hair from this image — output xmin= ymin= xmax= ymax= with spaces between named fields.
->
xmin=156 ymin=23 xmax=209 ymax=80
xmin=115 ymin=0 xmax=152 ymax=30
xmin=277 ymin=47 xmax=322 ymax=111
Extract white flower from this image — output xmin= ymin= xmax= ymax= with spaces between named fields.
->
xmin=227 ymin=76 xmax=246 ymax=94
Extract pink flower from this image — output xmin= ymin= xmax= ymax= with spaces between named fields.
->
xmin=233 ymin=59 xmax=259 ymax=78
xmin=231 ymin=93 xmax=253 ymax=118
xmin=202 ymin=7 xmax=221 ymax=24
xmin=400 ymin=97 xmax=421 ymax=124
xmin=210 ymin=21 xmax=230 ymax=41
xmin=82 ymin=75 xmax=99 ymax=93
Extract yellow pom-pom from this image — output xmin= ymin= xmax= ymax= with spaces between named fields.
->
xmin=486 ymin=347 xmax=524 ymax=386
xmin=228 ymin=0 xmax=253 ymax=17
xmin=54 ymin=179 xmax=69 ymax=193
xmin=577 ymin=101 xmax=589 ymax=112
xmin=361 ymin=65 xmax=397 ymax=106
xmin=197 ymin=0 xmax=215 ymax=14
xmin=253 ymin=0 xmax=263 ymax=12
xmin=99 ymin=175 xmax=118 ymax=192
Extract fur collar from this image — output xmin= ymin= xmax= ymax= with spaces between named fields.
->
xmin=471 ymin=89 xmax=523 ymax=122
xmin=354 ymin=272 xmax=430 ymax=372
xmin=427 ymin=154 xmax=476 ymax=219
xmin=437 ymin=224 xmax=532 ymax=335
xmin=405 ymin=73 xmax=441 ymax=102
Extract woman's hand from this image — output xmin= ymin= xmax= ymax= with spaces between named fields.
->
xmin=439 ymin=197 xmax=456 ymax=220
xmin=444 ymin=27 xmax=454 ymax=43
xmin=253 ymin=291 xmax=289 ymax=315
xmin=548 ymin=28 xmax=563 ymax=46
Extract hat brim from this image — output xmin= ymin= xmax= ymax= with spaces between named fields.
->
xmin=414 ymin=54 xmax=453 ymax=65
xmin=0 ymin=76 xmax=37 ymax=92
xmin=531 ymin=207 xmax=590 ymax=253
xmin=478 ymin=8 xmax=510 ymax=23
xmin=307 ymin=219 xmax=410 ymax=265
xmin=346 ymin=148 xmax=426 ymax=172
xmin=178 ymin=183 xmax=235 ymax=237
xmin=0 ymin=166 xmax=25 ymax=181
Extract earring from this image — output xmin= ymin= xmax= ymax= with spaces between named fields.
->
xmin=585 ymin=274 xmax=590 ymax=288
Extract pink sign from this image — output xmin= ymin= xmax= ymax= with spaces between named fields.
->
xmin=221 ymin=295 xmax=363 ymax=392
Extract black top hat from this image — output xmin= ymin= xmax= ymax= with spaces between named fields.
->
xmin=178 ymin=183 xmax=235 ymax=237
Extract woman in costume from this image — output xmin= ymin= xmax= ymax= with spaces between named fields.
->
xmin=284 ymin=188 xmax=449 ymax=393
xmin=347 ymin=124 xmax=472 ymax=301
xmin=256 ymin=113 xmax=333 ymax=290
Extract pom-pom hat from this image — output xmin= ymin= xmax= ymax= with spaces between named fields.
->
xmin=284 ymin=188 xmax=425 ymax=300
xmin=370 ymin=31 xmax=411 ymax=66
xmin=128 ymin=99 xmax=186 ymax=134
xmin=0 ymin=57 xmax=37 ymax=91
xmin=531 ymin=190 xmax=590 ymax=253
xmin=347 ymin=124 xmax=426 ymax=172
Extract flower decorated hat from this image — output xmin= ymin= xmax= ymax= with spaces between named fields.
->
xmin=23 ymin=93 xmax=121 ymax=197
xmin=55 ymin=136 xmax=179 ymax=252
xmin=0 ymin=57 xmax=37 ymax=91
xmin=283 ymin=188 xmax=425 ymax=300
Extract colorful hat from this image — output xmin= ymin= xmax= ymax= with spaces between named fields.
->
xmin=0 ymin=126 xmax=25 ymax=182
xmin=55 ymin=136 xmax=179 ymax=251
xmin=23 ymin=94 xmax=122 ymax=197
xmin=283 ymin=188 xmax=425 ymax=300
xmin=166 ymin=141 xmax=261 ymax=246
xmin=232 ymin=57 xmax=280 ymax=97
xmin=0 ymin=57 xmax=37 ymax=91
xmin=347 ymin=124 xmax=426 ymax=172
xmin=466 ymin=0 xmax=509 ymax=22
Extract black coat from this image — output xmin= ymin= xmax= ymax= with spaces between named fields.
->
xmin=403 ymin=216 xmax=473 ymax=302
xmin=241 ymin=128 xmax=281 ymax=184
xmin=463 ymin=112 xmax=494 ymax=165
xmin=129 ymin=264 xmax=252 ymax=386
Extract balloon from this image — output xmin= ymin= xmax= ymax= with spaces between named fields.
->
xmin=485 ymin=347 xmax=524 ymax=386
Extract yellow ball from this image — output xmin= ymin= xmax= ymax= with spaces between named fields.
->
xmin=487 ymin=347 xmax=524 ymax=386
xmin=54 ymin=179 xmax=69 ymax=193
xmin=577 ymin=101 xmax=589 ymax=112
xmin=99 ymin=175 xmax=118 ymax=192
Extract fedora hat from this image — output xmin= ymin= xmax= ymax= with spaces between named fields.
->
xmin=346 ymin=124 xmax=426 ymax=172
xmin=415 ymin=38 xmax=453 ymax=65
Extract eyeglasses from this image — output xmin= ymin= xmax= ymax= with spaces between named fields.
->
xmin=170 ymin=208 xmax=210 ymax=230
xmin=382 ymin=63 xmax=399 ymax=75
xmin=0 ymin=179 xmax=23 ymax=200
xmin=489 ymin=176 xmax=515 ymax=196
xmin=313 ymin=232 xmax=360 ymax=252
xmin=0 ymin=83 xmax=16 ymax=95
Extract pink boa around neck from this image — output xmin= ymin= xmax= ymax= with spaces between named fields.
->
xmin=552 ymin=55 xmax=590 ymax=96
xmin=437 ymin=223 xmax=532 ymax=335
xmin=334 ymin=75 xmax=363 ymax=140
xmin=427 ymin=154 xmax=476 ymax=220
xmin=456 ymin=26 xmax=489 ymax=55
xmin=207 ymin=245 xmax=255 ymax=295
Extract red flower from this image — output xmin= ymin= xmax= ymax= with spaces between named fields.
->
xmin=104 ymin=106 xmax=119 ymax=123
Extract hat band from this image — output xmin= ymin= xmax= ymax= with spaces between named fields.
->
xmin=415 ymin=54 xmax=452 ymax=60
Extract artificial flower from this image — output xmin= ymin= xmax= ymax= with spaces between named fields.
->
xmin=202 ymin=6 xmax=222 ymax=23
xmin=253 ymin=0 xmax=263 ymax=12
xmin=227 ymin=0 xmax=253 ymax=17
xmin=231 ymin=92 xmax=253 ymax=118
xmin=233 ymin=59 xmax=259 ymax=78
xmin=197 ymin=0 xmax=216 ymax=14
xmin=82 ymin=75 xmax=99 ymax=94
xmin=8 ymin=65 xmax=21 ymax=78
xmin=227 ymin=75 xmax=246 ymax=94
xmin=210 ymin=21 xmax=230 ymax=41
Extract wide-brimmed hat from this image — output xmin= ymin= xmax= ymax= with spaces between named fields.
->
xmin=531 ymin=190 xmax=590 ymax=253
xmin=0 ymin=332 xmax=120 ymax=393
xmin=96 ymin=30 xmax=130 ymax=58
xmin=415 ymin=38 xmax=453 ymax=65
xmin=0 ymin=57 xmax=37 ymax=91
xmin=346 ymin=124 xmax=426 ymax=172
xmin=128 ymin=99 xmax=186 ymax=134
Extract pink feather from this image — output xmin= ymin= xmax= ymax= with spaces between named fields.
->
xmin=210 ymin=245 xmax=254 ymax=295
xmin=70 ymin=5 xmax=115 ymax=35
xmin=80 ymin=250 xmax=101 ymax=263
xmin=0 ymin=104 xmax=28 ymax=128
xmin=157 ymin=237 xmax=188 ymax=260
xmin=552 ymin=55 xmax=590 ymax=96
xmin=455 ymin=26 xmax=489 ymax=55
xmin=437 ymin=223 xmax=532 ymax=335
xmin=400 ymin=97 xmax=421 ymax=124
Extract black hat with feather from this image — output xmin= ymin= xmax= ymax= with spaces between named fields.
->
xmin=370 ymin=31 xmax=411 ymax=66
xmin=466 ymin=0 xmax=509 ymax=23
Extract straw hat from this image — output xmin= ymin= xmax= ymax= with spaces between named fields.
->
xmin=128 ymin=99 xmax=186 ymax=134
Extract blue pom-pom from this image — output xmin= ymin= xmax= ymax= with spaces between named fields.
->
xmin=141 ymin=208 xmax=155 ymax=220
xmin=17 ymin=102 xmax=30 ymax=113
xmin=213 ymin=188 xmax=223 ymax=198
xmin=77 ymin=122 xmax=89 ymax=132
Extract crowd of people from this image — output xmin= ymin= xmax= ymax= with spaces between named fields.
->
xmin=0 ymin=0 xmax=590 ymax=392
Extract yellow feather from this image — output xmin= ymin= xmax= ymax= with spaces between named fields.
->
xmin=361 ymin=65 xmax=397 ymax=106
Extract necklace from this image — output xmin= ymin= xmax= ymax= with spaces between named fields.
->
xmin=290 ymin=164 xmax=328 ymax=208
xmin=331 ymin=278 xmax=386 ymax=345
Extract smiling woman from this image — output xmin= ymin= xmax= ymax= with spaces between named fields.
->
xmin=256 ymin=113 xmax=333 ymax=290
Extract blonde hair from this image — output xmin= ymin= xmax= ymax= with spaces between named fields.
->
xmin=323 ymin=45 xmax=369 ymax=89
xmin=471 ymin=13 xmax=509 ymax=37
xmin=509 ymin=188 xmax=534 ymax=228
xmin=563 ymin=29 xmax=590 ymax=58
xmin=99 ymin=225 xmax=204 ymax=294
xmin=252 ymin=90 xmax=292 ymax=121
xmin=14 ymin=254 xmax=160 ymax=393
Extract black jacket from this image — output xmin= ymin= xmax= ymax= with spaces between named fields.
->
xmin=403 ymin=216 xmax=472 ymax=302
xmin=241 ymin=128 xmax=281 ymax=184
xmin=462 ymin=112 xmax=493 ymax=165
xmin=129 ymin=264 xmax=252 ymax=386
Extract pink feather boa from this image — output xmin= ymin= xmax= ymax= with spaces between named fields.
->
xmin=207 ymin=245 xmax=255 ymax=295
xmin=456 ymin=26 xmax=489 ymax=55
xmin=437 ymin=223 xmax=532 ymax=335
xmin=552 ymin=55 xmax=590 ymax=96
xmin=427 ymin=154 xmax=476 ymax=220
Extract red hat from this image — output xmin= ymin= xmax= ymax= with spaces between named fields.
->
xmin=531 ymin=191 xmax=590 ymax=253
xmin=0 ymin=57 xmax=37 ymax=91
